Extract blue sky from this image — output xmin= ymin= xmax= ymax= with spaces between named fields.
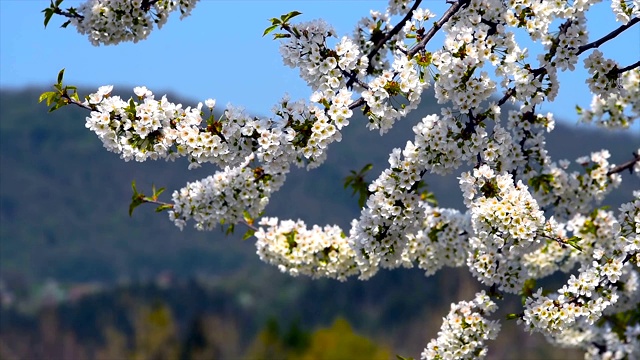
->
xmin=1 ymin=0 xmax=638 ymax=130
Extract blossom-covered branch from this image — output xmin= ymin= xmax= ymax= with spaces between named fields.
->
xmin=42 ymin=0 xmax=640 ymax=358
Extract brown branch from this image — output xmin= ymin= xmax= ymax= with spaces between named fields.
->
xmin=62 ymin=93 xmax=92 ymax=110
xmin=617 ymin=60 xmax=640 ymax=74
xmin=577 ymin=17 xmax=640 ymax=55
xmin=340 ymin=69 xmax=369 ymax=90
xmin=345 ymin=0 xmax=423 ymax=88
xmin=370 ymin=0 xmax=423 ymax=59
xmin=53 ymin=7 xmax=84 ymax=20
xmin=607 ymin=152 xmax=640 ymax=176
xmin=345 ymin=1 xmax=470 ymax=113
xmin=348 ymin=97 xmax=365 ymax=110
xmin=408 ymin=0 xmax=470 ymax=57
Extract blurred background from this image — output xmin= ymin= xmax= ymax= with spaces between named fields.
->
xmin=1 ymin=1 xmax=639 ymax=359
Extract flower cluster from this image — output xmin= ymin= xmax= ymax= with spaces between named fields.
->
xmin=521 ymin=197 xmax=640 ymax=344
xmin=619 ymin=190 xmax=640 ymax=241
xmin=362 ymin=52 xmax=426 ymax=133
xmin=584 ymin=323 xmax=640 ymax=360
xmin=580 ymin=64 xmax=640 ymax=129
xmin=387 ymin=0 xmax=414 ymax=16
xmin=353 ymin=10 xmax=394 ymax=77
xmin=169 ymin=154 xmax=285 ymax=231
xmin=348 ymin=156 xmax=428 ymax=269
xmin=409 ymin=207 xmax=471 ymax=276
xmin=280 ymin=20 xmax=367 ymax=97
xmin=533 ymin=150 xmax=622 ymax=219
xmin=521 ymin=217 xmax=575 ymax=279
xmin=254 ymin=217 xmax=376 ymax=281
xmin=431 ymin=17 xmax=499 ymax=112
xmin=422 ymin=291 xmax=501 ymax=360
xmin=84 ymin=85 xmax=272 ymax=169
xmin=611 ymin=0 xmax=640 ymax=24
xmin=585 ymin=50 xmax=622 ymax=97
xmin=461 ymin=165 xmax=545 ymax=293
xmin=50 ymin=0 xmax=640 ymax=358
xmin=548 ymin=321 xmax=640 ymax=359
xmin=412 ymin=111 xmax=484 ymax=175
xmin=67 ymin=0 xmax=198 ymax=46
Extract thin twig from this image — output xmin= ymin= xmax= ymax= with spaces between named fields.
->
xmin=62 ymin=93 xmax=92 ymax=110
xmin=53 ymin=7 xmax=84 ymax=20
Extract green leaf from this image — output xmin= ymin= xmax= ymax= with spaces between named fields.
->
xmin=155 ymin=204 xmax=173 ymax=213
xmin=131 ymin=180 xmax=139 ymax=195
xmin=357 ymin=189 xmax=368 ymax=208
xmin=343 ymin=175 xmax=354 ymax=189
xmin=285 ymin=231 xmax=296 ymax=248
xmin=273 ymin=33 xmax=291 ymax=39
xmin=129 ymin=199 xmax=142 ymax=217
xmin=357 ymin=163 xmax=371 ymax=174
xmin=226 ymin=224 xmax=235 ymax=235
xmin=154 ymin=187 xmax=165 ymax=198
xmin=242 ymin=229 xmax=256 ymax=241
xmin=56 ymin=68 xmax=65 ymax=85
xmin=129 ymin=181 xmax=146 ymax=217
xmin=263 ymin=24 xmax=279 ymax=37
xmin=61 ymin=20 xmax=71 ymax=28
xmin=43 ymin=8 xmax=55 ymax=28
xmin=281 ymin=10 xmax=302 ymax=23
xmin=505 ymin=313 xmax=520 ymax=320
xmin=48 ymin=102 xmax=65 ymax=113
xmin=421 ymin=191 xmax=438 ymax=206
xmin=38 ymin=91 xmax=55 ymax=105
xmin=566 ymin=236 xmax=583 ymax=252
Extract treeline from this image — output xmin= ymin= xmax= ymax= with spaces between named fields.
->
xmin=0 ymin=271 xmax=583 ymax=359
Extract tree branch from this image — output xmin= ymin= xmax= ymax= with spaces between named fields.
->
xmin=345 ymin=0 xmax=423 ymax=88
xmin=617 ymin=60 xmax=640 ymax=74
xmin=607 ymin=152 xmax=640 ymax=176
xmin=53 ymin=6 xmax=84 ymax=20
xmin=62 ymin=92 xmax=92 ymax=110
xmin=371 ymin=0 xmax=422 ymax=59
xmin=577 ymin=17 xmax=640 ymax=55
xmin=408 ymin=0 xmax=469 ymax=57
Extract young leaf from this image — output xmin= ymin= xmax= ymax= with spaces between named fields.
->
xmin=155 ymin=204 xmax=173 ymax=213
xmin=263 ymin=24 xmax=279 ymax=37
xmin=43 ymin=8 xmax=55 ymax=28
xmin=282 ymin=10 xmax=302 ymax=22
xmin=506 ymin=313 xmax=520 ymax=320
xmin=57 ymin=68 xmax=65 ymax=85
xmin=242 ymin=229 xmax=256 ymax=241
xmin=38 ymin=91 xmax=55 ymax=105
xmin=131 ymin=180 xmax=139 ymax=195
